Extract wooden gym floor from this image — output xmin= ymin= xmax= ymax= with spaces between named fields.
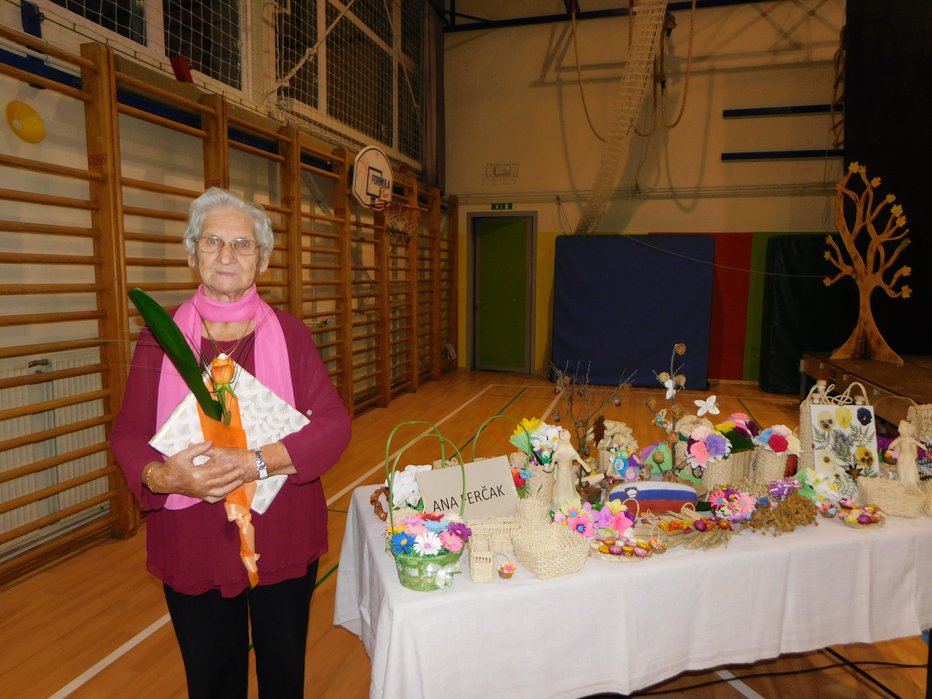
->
xmin=0 ymin=371 xmax=927 ymax=698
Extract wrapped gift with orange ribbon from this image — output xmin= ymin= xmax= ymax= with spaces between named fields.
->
xmin=197 ymin=355 xmax=260 ymax=588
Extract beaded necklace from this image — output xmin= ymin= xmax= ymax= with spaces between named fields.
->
xmin=200 ymin=316 xmax=253 ymax=362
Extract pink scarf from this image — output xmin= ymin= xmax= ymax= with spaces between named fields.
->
xmin=155 ymin=284 xmax=294 ymax=510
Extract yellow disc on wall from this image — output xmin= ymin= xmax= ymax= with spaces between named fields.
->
xmin=5 ymin=100 xmax=46 ymax=143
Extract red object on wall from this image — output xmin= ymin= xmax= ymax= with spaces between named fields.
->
xmin=708 ymin=232 xmax=753 ymax=380
xmin=169 ymin=56 xmax=194 ymax=83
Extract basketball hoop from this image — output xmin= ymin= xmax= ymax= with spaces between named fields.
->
xmin=352 ymin=145 xmax=424 ymax=242
xmin=374 ymin=200 xmax=425 ymax=243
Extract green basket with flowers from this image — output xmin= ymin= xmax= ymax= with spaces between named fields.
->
xmin=385 ymin=421 xmax=471 ymax=591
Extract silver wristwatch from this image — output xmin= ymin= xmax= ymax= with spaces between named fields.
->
xmin=255 ymin=448 xmax=269 ymax=480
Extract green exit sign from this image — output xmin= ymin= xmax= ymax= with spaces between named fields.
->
xmin=491 ymin=203 xmax=512 ymax=210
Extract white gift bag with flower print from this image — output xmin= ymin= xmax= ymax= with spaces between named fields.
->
xmin=809 ymin=382 xmax=878 ymax=499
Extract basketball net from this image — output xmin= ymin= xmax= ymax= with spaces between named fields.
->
xmin=374 ymin=199 xmax=425 ymax=242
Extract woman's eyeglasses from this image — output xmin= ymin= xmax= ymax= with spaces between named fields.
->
xmin=196 ymin=236 xmax=259 ymax=256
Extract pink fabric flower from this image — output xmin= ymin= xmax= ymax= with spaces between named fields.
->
xmin=439 ymin=530 xmax=464 ymax=552
xmin=568 ymin=515 xmax=594 ymax=538
xmin=404 ymin=522 xmax=427 ymax=537
xmin=689 ymin=441 xmax=709 ymax=464
xmin=608 ymin=511 xmax=633 ymax=537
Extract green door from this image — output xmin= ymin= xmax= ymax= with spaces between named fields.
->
xmin=473 ymin=216 xmax=533 ymax=372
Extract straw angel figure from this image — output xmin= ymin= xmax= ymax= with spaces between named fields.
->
xmin=888 ymin=419 xmax=921 ymax=485
xmin=552 ymin=429 xmax=598 ymax=511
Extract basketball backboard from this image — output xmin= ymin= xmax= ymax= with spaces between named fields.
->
xmin=352 ymin=146 xmax=393 ymax=208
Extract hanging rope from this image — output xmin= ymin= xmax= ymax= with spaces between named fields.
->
xmin=634 ymin=81 xmax=660 ymax=138
xmin=634 ymin=0 xmax=696 ymax=136
xmin=571 ymin=10 xmax=607 ymax=143
xmin=660 ymin=0 xmax=696 ymax=129
xmin=830 ymin=23 xmax=845 ymax=150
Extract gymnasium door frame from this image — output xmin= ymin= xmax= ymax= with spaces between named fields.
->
xmin=467 ymin=211 xmax=537 ymax=373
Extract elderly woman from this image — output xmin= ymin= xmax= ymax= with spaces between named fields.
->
xmin=111 ymin=188 xmax=351 ymax=698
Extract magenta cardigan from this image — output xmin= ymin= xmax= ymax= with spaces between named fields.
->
xmin=110 ymin=308 xmax=351 ymax=596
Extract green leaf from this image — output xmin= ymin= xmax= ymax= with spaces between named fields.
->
xmin=128 ymin=288 xmax=224 ymax=421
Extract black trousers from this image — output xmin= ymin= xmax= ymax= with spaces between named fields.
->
xmin=163 ymin=559 xmax=319 ymax=699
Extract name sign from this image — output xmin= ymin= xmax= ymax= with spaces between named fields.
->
xmin=415 ymin=455 xmax=518 ymax=519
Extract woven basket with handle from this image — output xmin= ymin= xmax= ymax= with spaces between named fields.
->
xmin=385 ymin=421 xmax=467 ymax=591
xmin=468 ymin=540 xmax=495 ymax=583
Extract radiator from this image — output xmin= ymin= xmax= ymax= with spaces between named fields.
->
xmin=0 ymin=355 xmax=109 ymax=561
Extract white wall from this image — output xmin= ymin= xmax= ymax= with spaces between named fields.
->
xmin=444 ymin=0 xmax=846 ymax=234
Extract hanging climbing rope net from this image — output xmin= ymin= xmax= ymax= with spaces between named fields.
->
xmin=575 ymin=0 xmax=669 ymax=234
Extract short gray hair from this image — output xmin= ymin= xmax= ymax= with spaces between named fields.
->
xmin=182 ymin=188 xmax=274 ymax=254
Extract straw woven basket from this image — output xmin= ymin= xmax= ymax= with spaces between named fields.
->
xmin=799 ymin=382 xmax=829 ymax=472
xmin=907 ymin=404 xmax=932 ymax=444
xmin=921 ymin=481 xmax=932 ymax=517
xmin=798 ymin=404 xmax=814 ymax=471
xmin=701 ymin=459 xmax=732 ymax=489
xmin=728 ymin=450 xmax=753 ymax=482
xmin=753 ymin=448 xmax=789 ymax=485
xmin=857 ymin=477 xmax=925 ymax=518
xmin=700 ymin=450 xmax=753 ymax=489
xmin=513 ymin=524 xmax=589 ymax=579
xmin=468 ymin=541 xmax=495 ymax=583
xmin=526 ymin=459 xmax=554 ymax=504
xmin=674 ymin=440 xmax=688 ymax=471
xmin=516 ymin=496 xmax=552 ymax=527
xmin=467 ymin=514 xmax=518 ymax=553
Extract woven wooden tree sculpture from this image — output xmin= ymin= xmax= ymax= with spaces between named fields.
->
xmin=823 ymin=162 xmax=912 ymax=365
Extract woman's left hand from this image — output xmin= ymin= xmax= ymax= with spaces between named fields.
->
xmin=202 ymin=445 xmax=257 ymax=485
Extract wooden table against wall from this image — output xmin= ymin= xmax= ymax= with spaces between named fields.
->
xmin=801 ymin=353 xmax=932 ymax=426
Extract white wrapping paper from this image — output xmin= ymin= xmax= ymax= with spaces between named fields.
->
xmin=149 ymin=364 xmax=309 ymax=514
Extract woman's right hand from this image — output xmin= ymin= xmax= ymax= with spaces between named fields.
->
xmin=146 ymin=441 xmax=246 ymax=503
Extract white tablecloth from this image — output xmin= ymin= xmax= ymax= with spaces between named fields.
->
xmin=334 ymin=485 xmax=932 ymax=698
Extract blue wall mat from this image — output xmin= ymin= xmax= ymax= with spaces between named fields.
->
xmin=551 ymin=234 xmax=715 ymax=388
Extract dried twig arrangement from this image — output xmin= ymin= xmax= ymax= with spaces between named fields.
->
xmin=550 ymin=361 xmax=633 ymax=461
